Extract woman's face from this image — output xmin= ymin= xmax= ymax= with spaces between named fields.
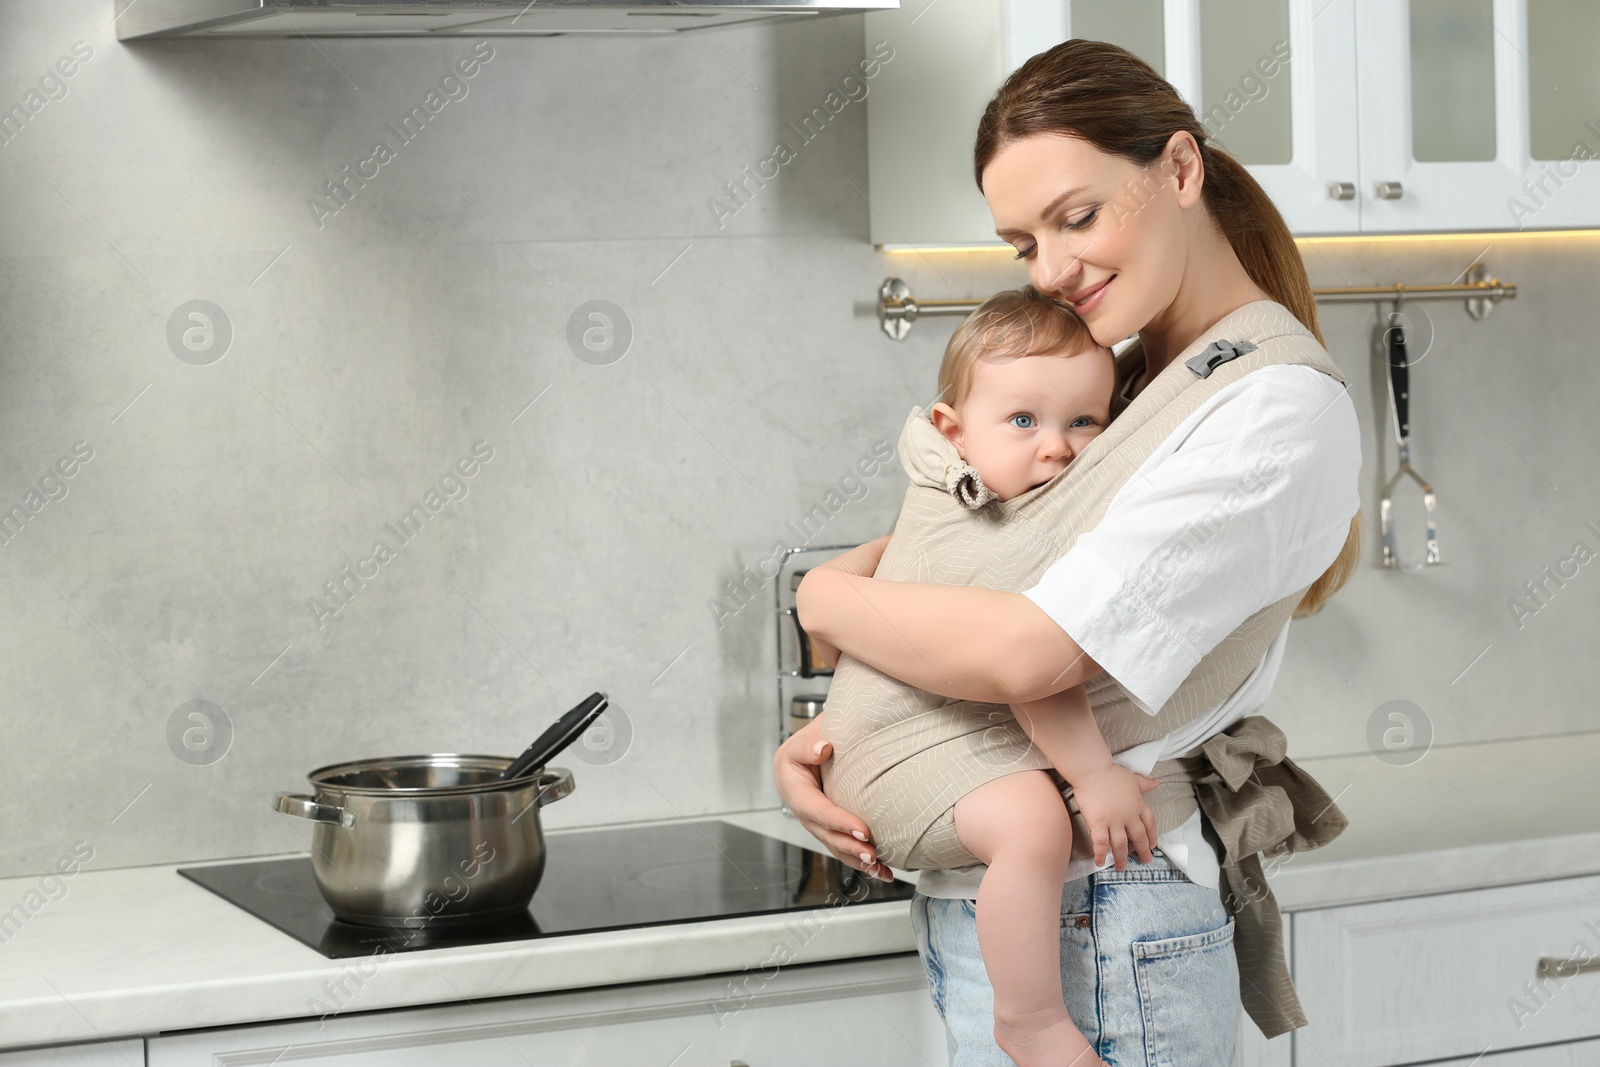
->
xmin=982 ymin=132 xmax=1197 ymax=347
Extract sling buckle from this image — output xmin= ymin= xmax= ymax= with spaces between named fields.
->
xmin=1186 ymin=339 xmax=1259 ymax=379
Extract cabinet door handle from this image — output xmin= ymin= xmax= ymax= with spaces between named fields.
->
xmin=1375 ymin=181 xmax=1404 ymax=200
xmin=1540 ymin=955 xmax=1600 ymax=978
xmin=1327 ymin=181 xmax=1356 ymax=201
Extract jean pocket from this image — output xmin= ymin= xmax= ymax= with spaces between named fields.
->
xmin=1131 ymin=917 xmax=1239 ymax=1067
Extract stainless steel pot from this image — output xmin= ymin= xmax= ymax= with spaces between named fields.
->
xmin=275 ymin=753 xmax=573 ymax=928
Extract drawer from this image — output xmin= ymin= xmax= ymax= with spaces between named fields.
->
xmin=1293 ymin=875 xmax=1600 ymax=1066
xmin=147 ymin=954 xmax=948 ymax=1067
xmin=0 ymin=1042 xmax=143 ymax=1066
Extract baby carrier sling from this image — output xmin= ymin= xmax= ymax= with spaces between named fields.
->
xmin=820 ymin=299 xmax=1351 ymax=1037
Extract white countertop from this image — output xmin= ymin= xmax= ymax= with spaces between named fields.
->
xmin=0 ymin=811 xmax=915 ymax=1052
xmin=4 ymin=730 xmax=1599 ymax=1051
xmin=1266 ymin=728 xmax=1600 ymax=911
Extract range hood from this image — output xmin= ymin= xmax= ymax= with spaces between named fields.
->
xmin=114 ymin=0 xmax=898 ymax=40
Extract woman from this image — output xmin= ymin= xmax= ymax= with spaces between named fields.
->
xmin=774 ymin=40 xmax=1363 ymax=1066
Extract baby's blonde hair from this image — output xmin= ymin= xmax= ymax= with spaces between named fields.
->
xmin=937 ymin=286 xmax=1101 ymax=408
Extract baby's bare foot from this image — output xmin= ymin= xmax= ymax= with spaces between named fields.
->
xmin=993 ymin=1010 xmax=1108 ymax=1067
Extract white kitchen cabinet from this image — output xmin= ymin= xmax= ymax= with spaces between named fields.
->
xmin=1190 ymin=0 xmax=1361 ymax=236
xmin=863 ymin=0 xmax=1008 ymax=248
xmin=1430 ymin=1036 xmax=1600 ymax=1065
xmin=1235 ymin=1014 xmax=1291 ymax=1067
xmin=146 ymin=954 xmax=947 ymax=1067
xmin=1354 ymin=0 xmax=1525 ymax=233
xmin=0 ymin=1042 xmax=143 ymax=1066
xmin=1353 ymin=0 xmax=1600 ymax=232
xmin=864 ymin=0 xmax=1600 ymax=245
xmin=1291 ymin=873 xmax=1600 ymax=1066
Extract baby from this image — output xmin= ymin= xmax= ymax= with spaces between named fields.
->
xmin=828 ymin=287 xmax=1158 ymax=1067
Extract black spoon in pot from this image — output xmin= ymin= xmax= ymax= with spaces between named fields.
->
xmin=498 ymin=692 xmax=610 ymax=781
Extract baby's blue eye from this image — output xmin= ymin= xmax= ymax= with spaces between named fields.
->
xmin=1072 ymin=415 xmax=1097 ymax=428
xmin=1010 ymin=414 xmax=1036 ymax=429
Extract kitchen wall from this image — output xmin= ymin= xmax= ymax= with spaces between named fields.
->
xmin=3 ymin=1 xmax=1597 ymax=878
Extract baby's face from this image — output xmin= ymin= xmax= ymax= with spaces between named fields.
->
xmin=933 ymin=346 xmax=1116 ymax=501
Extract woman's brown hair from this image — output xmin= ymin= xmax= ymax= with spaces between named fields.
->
xmin=973 ymin=39 xmax=1360 ymax=617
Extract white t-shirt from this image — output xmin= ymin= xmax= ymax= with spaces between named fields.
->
xmin=915 ymin=362 xmax=1362 ymax=900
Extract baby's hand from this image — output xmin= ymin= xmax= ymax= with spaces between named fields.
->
xmin=1070 ymin=765 xmax=1160 ymax=871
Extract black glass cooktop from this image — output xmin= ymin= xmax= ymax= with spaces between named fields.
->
xmin=178 ymin=820 xmax=912 ymax=959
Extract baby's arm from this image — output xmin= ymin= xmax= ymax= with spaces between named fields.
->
xmin=1012 ymin=689 xmax=1159 ymax=870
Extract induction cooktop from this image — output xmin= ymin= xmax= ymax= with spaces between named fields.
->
xmin=178 ymin=820 xmax=912 ymax=959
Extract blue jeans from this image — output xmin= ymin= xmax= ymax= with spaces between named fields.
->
xmin=909 ymin=850 xmax=1241 ymax=1066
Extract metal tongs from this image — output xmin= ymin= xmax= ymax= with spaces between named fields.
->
xmin=1378 ymin=309 xmax=1441 ymax=568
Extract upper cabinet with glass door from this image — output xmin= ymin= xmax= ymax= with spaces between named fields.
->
xmin=863 ymin=0 xmax=1600 ymax=246
xmin=1357 ymin=0 xmax=1600 ymax=232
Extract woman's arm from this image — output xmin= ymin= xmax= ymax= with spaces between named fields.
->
xmin=795 ymin=537 xmax=887 ymax=672
xmin=797 ymin=564 xmax=1102 ymax=704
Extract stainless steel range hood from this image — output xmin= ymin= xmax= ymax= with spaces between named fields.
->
xmin=113 ymin=0 xmax=898 ymax=40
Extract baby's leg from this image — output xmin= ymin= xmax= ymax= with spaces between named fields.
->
xmin=953 ymin=771 xmax=1105 ymax=1067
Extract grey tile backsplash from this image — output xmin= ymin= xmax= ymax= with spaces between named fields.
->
xmin=2 ymin=2 xmax=1596 ymax=877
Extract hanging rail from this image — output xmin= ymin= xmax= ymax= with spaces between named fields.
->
xmin=876 ymin=266 xmax=1517 ymax=340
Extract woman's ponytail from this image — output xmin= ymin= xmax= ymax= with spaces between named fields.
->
xmin=1196 ymin=143 xmax=1324 ymax=346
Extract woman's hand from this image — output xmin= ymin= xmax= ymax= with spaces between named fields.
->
xmin=796 ymin=536 xmax=890 ymax=670
xmin=773 ymin=715 xmax=894 ymax=881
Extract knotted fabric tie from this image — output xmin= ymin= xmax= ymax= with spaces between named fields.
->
xmin=1170 ymin=715 xmax=1349 ymax=1038
xmin=944 ymin=462 xmax=997 ymax=509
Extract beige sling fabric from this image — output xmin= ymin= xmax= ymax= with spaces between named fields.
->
xmin=818 ymin=299 xmax=1351 ymax=1037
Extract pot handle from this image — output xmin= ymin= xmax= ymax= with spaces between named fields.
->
xmin=535 ymin=768 xmax=575 ymax=807
xmin=275 ymin=792 xmax=355 ymax=828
